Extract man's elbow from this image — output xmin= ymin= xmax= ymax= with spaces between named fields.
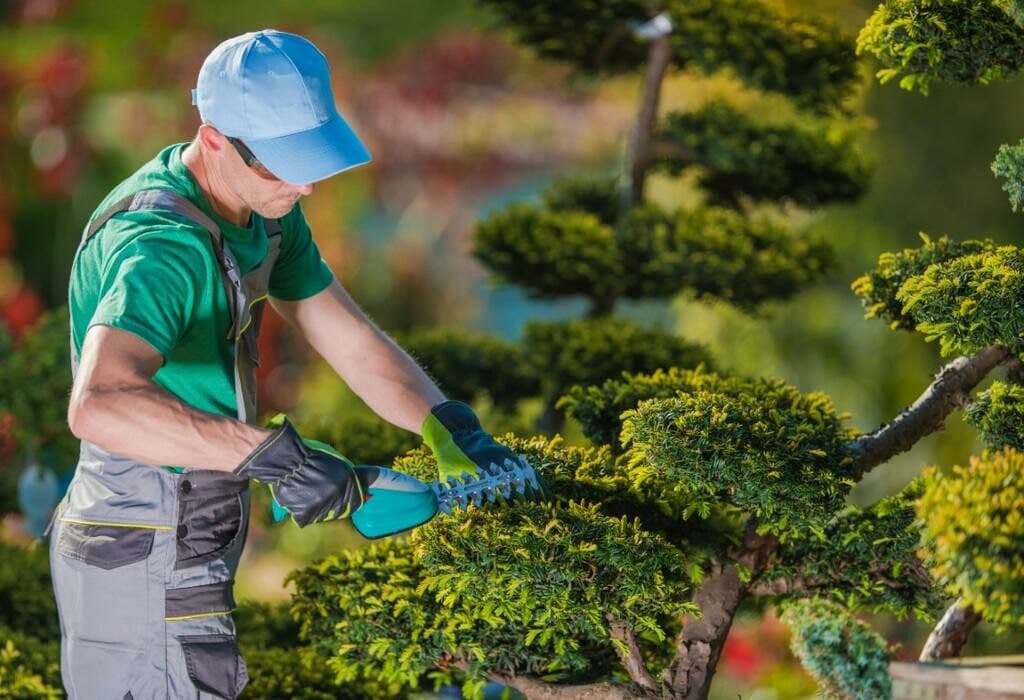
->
xmin=67 ymin=388 xmax=104 ymax=442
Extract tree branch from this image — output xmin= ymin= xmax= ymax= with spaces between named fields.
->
xmin=627 ymin=33 xmax=673 ymax=207
xmin=850 ymin=345 xmax=1011 ymax=478
xmin=749 ymin=574 xmax=825 ymax=597
xmin=919 ymin=598 xmax=982 ymax=661
xmin=452 ymin=660 xmax=640 ymax=699
xmin=607 ymin=616 xmax=660 ymax=695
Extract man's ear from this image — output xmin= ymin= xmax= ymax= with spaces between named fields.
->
xmin=196 ymin=123 xmax=226 ymax=153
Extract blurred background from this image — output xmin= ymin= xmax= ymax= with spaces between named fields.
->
xmin=2 ymin=0 xmax=1023 ymax=697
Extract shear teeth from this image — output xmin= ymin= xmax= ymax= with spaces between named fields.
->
xmin=432 ymin=454 xmax=544 ymax=514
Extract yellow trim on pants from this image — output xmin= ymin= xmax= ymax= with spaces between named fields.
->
xmin=59 ymin=516 xmax=173 ymax=531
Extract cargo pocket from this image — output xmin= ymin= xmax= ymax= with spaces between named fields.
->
xmin=177 ymin=634 xmax=248 ymax=699
xmin=57 ymin=522 xmax=155 ymax=569
xmin=54 ymin=521 xmax=155 ymax=646
xmin=175 ymin=476 xmax=248 ymax=570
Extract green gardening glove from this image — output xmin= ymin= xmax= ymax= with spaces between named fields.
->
xmin=422 ymin=400 xmax=546 ymax=499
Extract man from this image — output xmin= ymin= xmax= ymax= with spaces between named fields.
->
xmin=49 ymin=29 xmax=528 ymax=699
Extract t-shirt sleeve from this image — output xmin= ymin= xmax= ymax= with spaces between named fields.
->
xmin=89 ymin=232 xmax=209 ymax=360
xmin=269 ymin=204 xmax=335 ymax=301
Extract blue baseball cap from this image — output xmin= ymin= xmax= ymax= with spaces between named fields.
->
xmin=192 ymin=30 xmax=372 ymax=185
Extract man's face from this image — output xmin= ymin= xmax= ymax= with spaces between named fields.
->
xmin=223 ymin=136 xmax=314 ymax=220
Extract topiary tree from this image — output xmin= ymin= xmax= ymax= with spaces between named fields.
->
xmin=399 ymin=0 xmax=871 ymax=435
xmin=280 ymin=2 xmax=962 ymax=698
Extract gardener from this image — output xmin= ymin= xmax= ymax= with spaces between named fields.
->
xmin=48 ymin=29 xmax=523 ymax=699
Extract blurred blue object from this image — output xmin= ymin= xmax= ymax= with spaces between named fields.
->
xmin=18 ymin=459 xmax=60 ymax=538
xmin=435 ymin=683 xmax=522 ymax=699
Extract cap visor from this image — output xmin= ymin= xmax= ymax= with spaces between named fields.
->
xmin=246 ymin=112 xmax=372 ymax=186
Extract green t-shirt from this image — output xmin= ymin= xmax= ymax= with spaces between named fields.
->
xmin=69 ymin=142 xmax=334 ymax=419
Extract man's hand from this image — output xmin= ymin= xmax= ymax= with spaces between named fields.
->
xmin=422 ymin=400 xmax=542 ymax=497
xmin=235 ymin=417 xmax=366 ymax=526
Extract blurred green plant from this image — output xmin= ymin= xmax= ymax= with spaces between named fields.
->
xmin=780 ymin=597 xmax=892 ymax=700
xmin=655 ymin=99 xmax=870 ymax=207
xmin=0 ymin=629 xmax=61 ymax=700
xmin=0 ymin=307 xmax=76 ymax=472
xmin=992 ymin=139 xmax=1024 ymax=212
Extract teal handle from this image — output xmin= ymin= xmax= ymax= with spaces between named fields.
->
xmin=271 ymin=495 xmax=289 ymax=522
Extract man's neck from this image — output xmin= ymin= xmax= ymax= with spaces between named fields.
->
xmin=181 ymin=141 xmax=252 ymax=228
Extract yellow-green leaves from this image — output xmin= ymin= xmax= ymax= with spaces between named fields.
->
xmin=966 ymin=380 xmax=1024 ymax=450
xmin=617 ymin=374 xmax=858 ymax=540
xmin=852 ymin=235 xmax=993 ymax=334
xmin=896 ymin=246 xmax=1024 ymax=356
xmin=918 ymin=447 xmax=1024 ymax=629
xmin=858 ymin=0 xmax=1024 ymax=95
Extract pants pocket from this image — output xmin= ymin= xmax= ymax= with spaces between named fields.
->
xmin=53 ymin=520 xmax=155 ymax=646
xmin=177 ymin=634 xmax=249 ymax=699
xmin=57 ymin=521 xmax=155 ymax=569
xmin=175 ymin=473 xmax=248 ymax=570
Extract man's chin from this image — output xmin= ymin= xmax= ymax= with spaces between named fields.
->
xmin=256 ymin=201 xmax=298 ymax=219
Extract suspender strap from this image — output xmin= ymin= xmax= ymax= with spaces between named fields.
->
xmin=264 ymin=217 xmax=283 ymax=238
xmin=80 ymin=188 xmax=279 ymax=342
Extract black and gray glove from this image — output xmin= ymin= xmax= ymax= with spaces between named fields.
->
xmin=235 ymin=417 xmax=366 ymax=527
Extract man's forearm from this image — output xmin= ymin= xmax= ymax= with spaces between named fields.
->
xmin=273 ymin=280 xmax=446 ymax=434
xmin=332 ymin=323 xmax=446 ymax=433
xmin=69 ymin=379 xmax=271 ymax=471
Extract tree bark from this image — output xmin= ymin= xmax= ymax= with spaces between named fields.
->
xmin=608 ymin=616 xmax=660 ymax=695
xmin=919 ymin=598 xmax=982 ymax=661
xmin=664 ymin=562 xmax=745 ymax=698
xmin=850 ymin=345 xmax=1011 ymax=478
xmin=626 ymin=33 xmax=673 ymax=207
xmin=664 ymin=522 xmax=778 ymax=698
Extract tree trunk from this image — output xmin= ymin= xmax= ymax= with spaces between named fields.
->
xmin=536 ymin=397 xmax=566 ymax=435
xmin=920 ymin=598 xmax=982 ymax=661
xmin=626 ymin=33 xmax=673 ymax=207
xmin=664 ymin=563 xmax=745 ymax=698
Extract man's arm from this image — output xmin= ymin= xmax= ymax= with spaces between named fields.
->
xmin=67 ymin=324 xmax=271 ymax=470
xmin=270 ymin=278 xmax=445 ymax=434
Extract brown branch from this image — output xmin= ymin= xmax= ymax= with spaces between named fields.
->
xmin=749 ymin=574 xmax=825 ymax=597
xmin=920 ymin=598 xmax=982 ymax=661
xmin=607 ymin=616 xmax=660 ymax=695
xmin=850 ymin=345 xmax=1011 ymax=478
xmin=452 ymin=660 xmax=639 ymax=700
xmin=664 ymin=520 xmax=779 ymax=698
xmin=627 ymin=32 xmax=673 ymax=207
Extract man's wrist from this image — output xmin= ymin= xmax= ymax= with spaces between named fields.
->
xmin=234 ymin=419 xmax=302 ymax=481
